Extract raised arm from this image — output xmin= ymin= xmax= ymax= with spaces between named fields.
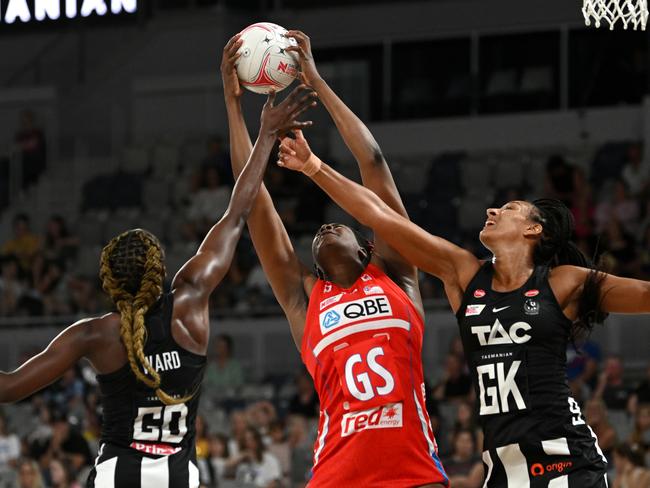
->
xmin=278 ymin=136 xmax=481 ymax=312
xmin=287 ymin=31 xmax=421 ymax=310
xmin=172 ymin=80 xmax=315 ymax=306
xmin=221 ymin=35 xmax=318 ymax=347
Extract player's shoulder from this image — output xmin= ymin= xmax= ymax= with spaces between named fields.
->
xmin=73 ymin=312 xmax=121 ymax=340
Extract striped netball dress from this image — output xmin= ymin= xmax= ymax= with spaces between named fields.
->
xmin=301 ymin=263 xmax=449 ymax=487
xmin=87 ymin=294 xmax=206 ymax=488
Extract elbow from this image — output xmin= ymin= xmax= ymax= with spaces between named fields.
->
xmin=0 ymin=374 xmax=16 ymax=404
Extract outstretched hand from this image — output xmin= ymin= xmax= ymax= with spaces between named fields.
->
xmin=221 ymin=34 xmax=243 ymax=99
xmin=285 ymin=30 xmax=321 ymax=86
xmin=278 ymin=130 xmax=322 ymax=176
xmin=260 ymin=85 xmax=317 ymax=138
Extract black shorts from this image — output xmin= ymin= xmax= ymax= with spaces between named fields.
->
xmin=481 ymin=433 xmax=608 ymax=488
xmin=87 ymin=443 xmax=200 ymax=488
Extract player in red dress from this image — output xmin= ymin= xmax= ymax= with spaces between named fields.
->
xmin=222 ymin=32 xmax=448 ymax=488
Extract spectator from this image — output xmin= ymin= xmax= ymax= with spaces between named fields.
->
xmin=600 ymin=219 xmax=638 ymax=277
xmin=452 ymin=400 xmax=482 ymax=452
xmin=187 ymin=166 xmax=231 ymax=235
xmin=567 ymin=340 xmax=602 ymax=402
xmin=595 ymin=180 xmax=639 ymax=235
xmin=629 ymin=364 xmax=650 ymax=414
xmin=594 ymin=356 xmax=632 ymax=412
xmin=287 ymin=415 xmax=313 ymax=487
xmin=201 ymin=134 xmax=231 ymax=186
xmin=1 ymin=214 xmax=40 ymax=274
xmin=228 ymin=410 xmax=249 ymax=457
xmin=42 ymin=216 xmax=78 ymax=265
xmin=570 ymin=167 xmax=596 ymax=250
xmin=48 ymin=456 xmax=80 ymax=488
xmin=198 ymin=433 xmax=229 ymax=487
xmin=433 ymin=353 xmax=473 ymax=402
xmin=204 ymin=335 xmax=245 ymax=399
xmin=14 ymin=110 xmax=46 ymax=190
xmin=247 ymin=402 xmax=277 ymax=443
xmin=45 ymin=413 xmax=92 ymax=474
xmin=267 ymin=421 xmax=290 ymax=483
xmin=442 ymin=428 xmax=483 ymax=488
xmin=584 ymin=399 xmax=617 ymax=462
xmin=0 ymin=256 xmax=25 ymax=316
xmin=228 ymin=427 xmax=282 ymax=488
xmin=0 ymin=414 xmax=20 ymax=485
xmin=612 ymin=442 xmax=650 ymax=488
xmin=195 ymin=415 xmax=210 ymax=466
xmin=629 ymin=404 xmax=650 ymax=461
xmin=16 ymin=458 xmax=44 ymax=488
xmin=621 ymin=143 xmax=649 ymax=197
xmin=287 ymin=370 xmax=319 ymax=419
xmin=544 ymin=155 xmax=574 ymax=205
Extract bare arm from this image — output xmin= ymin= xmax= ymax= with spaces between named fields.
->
xmin=449 ymin=463 xmax=485 ymax=488
xmin=221 ymin=36 xmax=317 ymax=347
xmin=551 ymin=266 xmax=650 ymax=316
xmin=171 ymin=70 xmax=315 ymax=352
xmin=278 ymin=136 xmax=480 ymax=312
xmin=0 ymin=319 xmax=93 ymax=403
xmin=287 ymin=30 xmax=421 ymax=313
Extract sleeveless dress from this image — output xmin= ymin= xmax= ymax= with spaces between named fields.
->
xmin=87 ymin=293 xmax=206 ymax=488
xmin=301 ymin=263 xmax=448 ymax=487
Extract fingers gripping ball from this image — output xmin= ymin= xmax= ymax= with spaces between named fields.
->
xmin=236 ymin=22 xmax=300 ymax=94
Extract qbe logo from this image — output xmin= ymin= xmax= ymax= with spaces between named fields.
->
xmin=319 ymin=296 xmax=393 ymax=334
xmin=341 ymin=402 xmax=403 ymax=437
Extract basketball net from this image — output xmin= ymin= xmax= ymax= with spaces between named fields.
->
xmin=583 ymin=0 xmax=648 ymax=30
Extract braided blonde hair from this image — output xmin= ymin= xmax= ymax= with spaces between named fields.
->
xmin=99 ymin=229 xmax=190 ymax=405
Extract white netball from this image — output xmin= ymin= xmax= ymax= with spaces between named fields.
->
xmin=236 ymin=22 xmax=300 ymax=94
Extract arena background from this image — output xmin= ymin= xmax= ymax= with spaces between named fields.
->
xmin=0 ymin=0 xmax=650 ymax=486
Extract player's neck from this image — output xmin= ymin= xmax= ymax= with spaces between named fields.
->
xmin=326 ymin=260 xmax=366 ymax=290
xmin=491 ymin=246 xmax=535 ymax=291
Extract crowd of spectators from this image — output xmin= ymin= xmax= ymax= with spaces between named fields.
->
xmin=0 ymin=213 xmax=103 ymax=319
xmin=0 ymin=331 xmax=647 ymax=487
xmin=1 ymin=135 xmax=650 ymax=485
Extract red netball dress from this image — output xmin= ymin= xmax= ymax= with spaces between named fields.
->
xmin=301 ymin=263 xmax=448 ymax=487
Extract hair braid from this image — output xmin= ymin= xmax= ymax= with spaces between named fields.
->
xmin=100 ymin=229 xmax=191 ymax=405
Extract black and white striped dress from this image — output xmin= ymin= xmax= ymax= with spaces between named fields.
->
xmin=456 ymin=263 xmax=608 ymax=487
xmin=87 ymin=294 xmax=206 ymax=488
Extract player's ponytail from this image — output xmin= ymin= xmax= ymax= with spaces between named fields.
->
xmin=100 ymin=229 xmax=191 ymax=405
xmin=530 ymin=199 xmax=607 ymax=343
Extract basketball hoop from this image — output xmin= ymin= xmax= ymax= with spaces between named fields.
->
xmin=582 ymin=0 xmax=648 ymax=30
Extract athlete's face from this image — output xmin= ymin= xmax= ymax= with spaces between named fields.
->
xmin=312 ymin=223 xmax=366 ymax=278
xmin=479 ymin=200 xmax=542 ymax=250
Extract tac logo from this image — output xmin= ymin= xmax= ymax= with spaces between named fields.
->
xmin=471 ymin=319 xmax=531 ymax=346
xmin=322 ymin=310 xmax=341 ymax=329
xmin=318 ymin=296 xmax=393 ymax=334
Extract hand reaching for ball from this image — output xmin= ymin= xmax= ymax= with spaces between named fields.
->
xmin=260 ymin=85 xmax=317 ymax=138
xmin=278 ymin=130 xmax=322 ymax=176
xmin=221 ymin=34 xmax=243 ymax=99
xmin=286 ymin=30 xmax=321 ymax=86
